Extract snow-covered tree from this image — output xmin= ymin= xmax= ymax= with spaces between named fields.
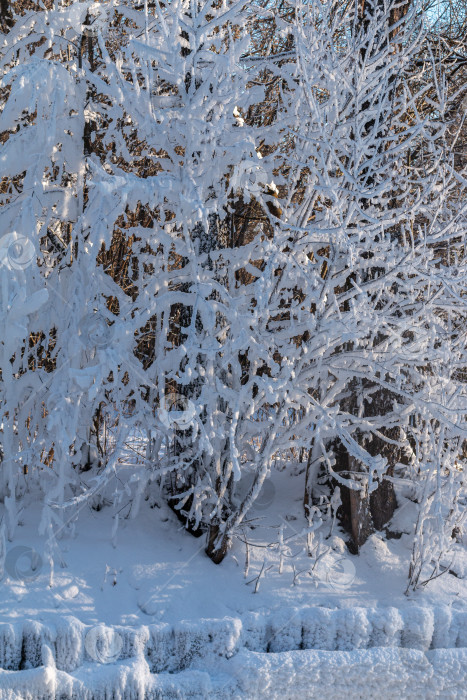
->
xmin=243 ymin=0 xmax=467 ymax=573
xmin=0 ymin=1 xmax=133 ymax=539
xmin=0 ymin=0 xmax=465 ymax=589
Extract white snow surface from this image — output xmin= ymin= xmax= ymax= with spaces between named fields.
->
xmin=1 ymin=648 xmax=467 ymax=699
xmin=0 ymin=470 xmax=465 ymax=697
xmin=0 ymin=482 xmax=467 ymax=700
xmin=1 ymin=469 xmax=466 ymax=627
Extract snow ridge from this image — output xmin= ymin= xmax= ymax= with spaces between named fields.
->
xmin=0 ymin=605 xmax=466 ymax=675
xmin=1 ymin=648 xmax=467 ymax=699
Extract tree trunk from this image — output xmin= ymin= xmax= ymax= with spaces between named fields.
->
xmin=348 ymin=457 xmax=374 ymax=548
xmin=205 ymin=522 xmax=230 ymax=564
xmin=0 ymin=0 xmax=13 ymax=33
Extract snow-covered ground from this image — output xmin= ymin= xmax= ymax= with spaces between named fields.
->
xmin=2 ymin=647 xmax=467 ymax=699
xmin=1 ymin=466 xmax=465 ymax=626
xmin=0 ymin=464 xmax=466 ymax=698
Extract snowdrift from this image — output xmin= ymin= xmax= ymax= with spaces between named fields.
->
xmin=1 ymin=605 xmax=466 ymax=673
xmin=0 ymin=606 xmax=466 ymax=698
xmin=0 ymin=647 xmax=466 ymax=699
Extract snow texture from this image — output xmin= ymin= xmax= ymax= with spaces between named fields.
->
xmin=0 ymin=647 xmax=466 ymax=699
xmin=0 ymin=605 xmax=466 ymax=679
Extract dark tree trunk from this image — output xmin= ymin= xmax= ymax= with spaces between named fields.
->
xmin=205 ymin=522 xmax=230 ymax=564
xmin=349 ymin=463 xmax=375 ymax=548
xmin=333 ymin=387 xmax=399 ymax=549
xmin=0 ymin=0 xmax=13 ymax=33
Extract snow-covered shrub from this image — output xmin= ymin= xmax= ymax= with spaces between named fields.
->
xmin=0 ymin=0 xmax=465 ymax=591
